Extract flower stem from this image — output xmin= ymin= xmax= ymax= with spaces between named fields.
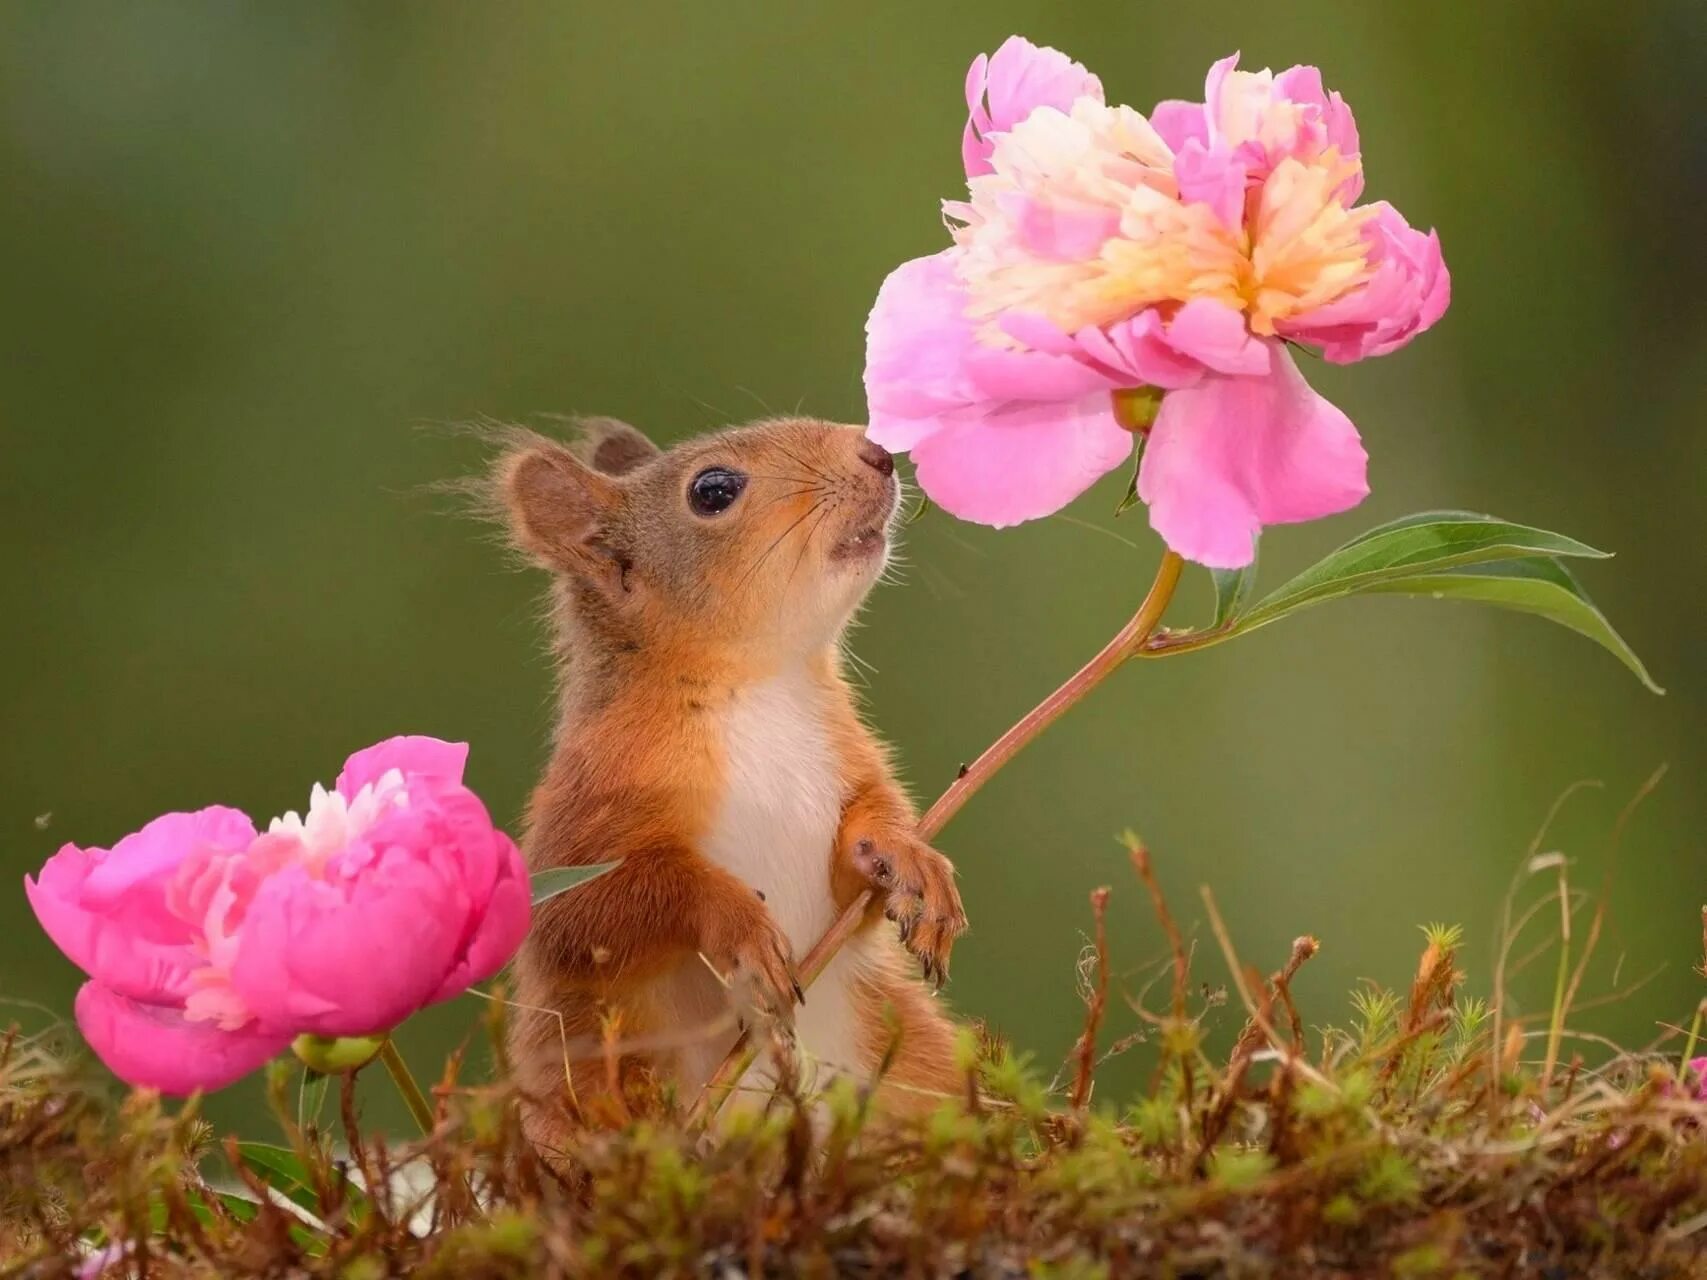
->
xmin=689 ymin=548 xmax=1186 ymax=1129
xmin=378 ymin=1038 xmax=436 ymax=1136
xmin=916 ymin=550 xmax=1184 ymax=842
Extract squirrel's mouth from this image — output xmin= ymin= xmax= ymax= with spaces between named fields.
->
xmin=831 ymin=524 xmax=888 ymax=561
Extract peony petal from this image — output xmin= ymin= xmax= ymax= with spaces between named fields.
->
xmin=1149 ymin=99 xmax=1208 ymax=154
xmin=961 ymin=122 xmax=991 ymax=181
xmin=231 ymin=864 xmax=461 ymax=1036
xmin=74 ymin=981 xmax=290 ymax=1095
xmin=1172 ymin=139 xmax=1248 ymax=230
xmin=964 ymin=36 xmax=1104 ymax=177
xmin=26 ymin=854 xmax=201 ymax=1001
xmin=910 ymin=394 xmax=1132 ymax=528
xmin=1001 ymin=191 xmax=1122 ymax=259
xmin=1274 ymin=63 xmax=1360 ymax=160
xmin=1159 ymin=299 xmax=1272 ymax=377
xmin=961 ymin=53 xmax=993 ymax=177
xmin=336 ymin=736 xmax=468 ymax=799
xmin=232 ymin=784 xmax=526 ymax=1029
xmin=81 ymin=807 xmax=256 ymax=905
xmin=428 ymin=834 xmax=531 ymax=1003
xmin=864 ymin=251 xmax=980 ymax=445
xmin=1083 ymin=311 xmax=1209 ymax=390
xmin=1201 ymin=53 xmax=1249 ymax=148
xmin=1280 ymin=203 xmax=1449 ymax=363
xmin=1138 ymin=344 xmax=1368 ymax=568
xmin=998 ymin=311 xmax=1083 ymax=357
xmin=964 ymin=337 xmax=1118 ymax=402
xmin=25 ymin=805 xmax=255 ymax=1003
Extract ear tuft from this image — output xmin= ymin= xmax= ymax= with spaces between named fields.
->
xmin=499 ymin=439 xmax=619 ymax=571
xmin=572 ymin=416 xmax=660 ymax=476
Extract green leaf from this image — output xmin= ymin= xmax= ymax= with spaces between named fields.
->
xmin=216 ymin=1192 xmax=261 ymax=1224
xmin=1113 ymin=471 xmax=1140 ymax=516
xmin=1113 ymin=434 xmax=1146 ymax=517
xmin=236 ymin=1142 xmax=322 ymax=1218
xmin=1135 ymin=512 xmax=1655 ymax=692
xmin=143 ymin=1188 xmax=261 ymax=1240
xmin=530 ymin=861 xmax=620 ymax=907
xmin=1359 ymin=558 xmax=1662 ymax=694
xmin=905 ymin=494 xmax=933 ymax=526
xmin=235 ymin=1142 xmax=368 ymax=1231
xmin=1244 ymin=512 xmax=1608 ymax=628
xmin=1209 ymin=543 xmax=1259 ymax=628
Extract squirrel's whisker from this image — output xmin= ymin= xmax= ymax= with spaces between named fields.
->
xmin=735 ymin=495 xmax=830 ymax=593
xmin=747 ymin=484 xmax=826 ymax=513
xmin=772 ymin=441 xmax=836 ymax=485
xmin=781 ymin=500 xmax=837 ymax=599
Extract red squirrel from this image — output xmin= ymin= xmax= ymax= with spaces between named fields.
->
xmin=496 ymin=415 xmax=966 ymax=1152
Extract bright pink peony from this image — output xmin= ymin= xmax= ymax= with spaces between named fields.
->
xmin=25 ymin=736 xmax=529 ymax=1094
xmin=865 ymin=40 xmax=1450 ymax=567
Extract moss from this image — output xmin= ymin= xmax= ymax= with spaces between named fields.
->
xmin=4 ymin=889 xmax=1706 ymax=1278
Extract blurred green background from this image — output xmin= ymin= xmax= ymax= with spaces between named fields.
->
xmin=3 ymin=2 xmax=1703 ymax=1133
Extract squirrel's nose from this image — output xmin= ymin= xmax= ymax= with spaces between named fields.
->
xmin=857 ymin=439 xmax=894 ymax=477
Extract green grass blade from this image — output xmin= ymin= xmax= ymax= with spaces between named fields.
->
xmin=530 ymin=861 xmax=620 ymax=907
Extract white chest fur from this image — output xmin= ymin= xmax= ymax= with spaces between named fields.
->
xmin=681 ymin=666 xmax=871 ymax=1090
xmin=703 ymin=668 xmax=842 ymax=952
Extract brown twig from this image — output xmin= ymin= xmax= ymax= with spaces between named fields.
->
xmin=1199 ymin=888 xmax=1338 ymax=1096
xmin=1199 ymin=925 xmax=1320 ymax=1167
xmin=1126 ymin=837 xmax=1197 ymax=1112
xmin=1272 ymin=936 xmax=1319 ymax=1051
xmin=1125 ymin=835 xmax=1189 ymax=1024
xmin=1069 ymin=887 xmax=1112 ymax=1111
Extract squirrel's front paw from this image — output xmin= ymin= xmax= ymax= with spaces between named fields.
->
xmin=720 ymin=915 xmax=804 ymax=1024
xmin=852 ymin=836 xmax=965 ymax=988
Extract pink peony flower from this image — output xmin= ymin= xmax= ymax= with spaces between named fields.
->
xmin=865 ymin=40 xmax=1450 ymax=567
xmin=25 ymin=736 xmax=529 ymax=1094
xmin=1689 ymin=1057 xmax=1707 ymax=1100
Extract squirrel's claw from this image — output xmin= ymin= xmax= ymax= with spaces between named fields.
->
xmin=727 ymin=925 xmax=803 ymax=1024
xmin=853 ymin=835 xmax=966 ymax=987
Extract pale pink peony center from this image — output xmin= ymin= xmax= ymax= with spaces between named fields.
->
xmin=167 ymin=770 xmax=411 ymax=1029
xmin=952 ymin=95 xmax=1376 ymax=345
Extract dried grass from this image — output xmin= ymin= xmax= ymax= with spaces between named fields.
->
xmin=4 ymin=826 xmax=1705 ymax=1279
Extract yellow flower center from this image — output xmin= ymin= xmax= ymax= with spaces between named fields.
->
xmin=966 ymin=148 xmax=1375 ymax=342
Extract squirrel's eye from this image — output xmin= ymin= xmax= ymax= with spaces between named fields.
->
xmin=687 ymin=467 xmax=747 ymax=517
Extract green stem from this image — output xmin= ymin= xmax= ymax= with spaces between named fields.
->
xmin=1541 ymin=933 xmax=1570 ymax=1091
xmin=1541 ymin=862 xmax=1571 ymax=1091
xmin=1678 ymin=1003 xmax=1703 ymax=1084
xmin=379 ymin=1038 xmax=436 ymax=1136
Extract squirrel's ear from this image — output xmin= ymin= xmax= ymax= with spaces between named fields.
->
xmin=573 ymin=416 xmax=660 ymax=476
xmin=499 ymin=441 xmax=621 ymax=573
